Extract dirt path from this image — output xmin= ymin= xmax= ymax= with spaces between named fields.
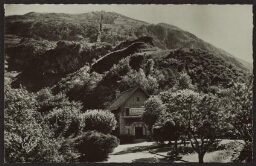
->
xmin=104 ymin=140 xmax=242 ymax=163
xmin=104 ymin=142 xmax=165 ymax=163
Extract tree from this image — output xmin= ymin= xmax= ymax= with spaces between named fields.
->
xmin=186 ymin=93 xmax=229 ymax=163
xmin=145 ymin=58 xmax=154 ymax=76
xmin=229 ymin=81 xmax=252 ymax=142
xmin=225 ymin=78 xmax=253 ymax=162
xmin=175 ymin=72 xmax=195 ymax=90
xmin=160 ymin=89 xmax=200 ymax=114
xmin=153 ymin=112 xmax=186 ymax=155
xmin=81 ymin=109 xmax=117 ymax=134
xmin=121 ymin=68 xmax=159 ymax=94
xmin=142 ymin=96 xmax=166 ymax=133
xmin=160 ymin=89 xmax=229 ymax=163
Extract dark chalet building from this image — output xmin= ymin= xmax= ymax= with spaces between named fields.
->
xmin=106 ymin=86 xmax=150 ymax=143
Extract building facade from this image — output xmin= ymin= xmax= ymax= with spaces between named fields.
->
xmin=106 ymin=87 xmax=150 ymax=143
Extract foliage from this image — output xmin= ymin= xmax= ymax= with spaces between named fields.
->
xmin=74 ymin=131 xmax=119 ymax=162
xmin=4 ymin=85 xmax=79 ymax=162
xmin=5 ymin=11 xmax=253 ymax=163
xmin=5 ymin=38 xmax=56 ymax=72
xmin=36 ymin=88 xmax=82 ymax=114
xmin=176 ymin=72 xmax=195 ymax=90
xmin=228 ymin=81 xmax=253 ymax=142
xmin=223 ymin=78 xmax=253 ymax=162
xmin=185 ymin=92 xmax=230 ymax=163
xmin=154 ymin=112 xmax=186 ymax=150
xmin=121 ymin=68 xmax=159 ymax=94
xmin=44 ymin=107 xmax=82 ymax=138
xmin=81 ymin=109 xmax=117 ymax=134
xmin=52 ymin=66 xmax=102 ymax=100
xmin=142 ymin=96 xmax=166 ymax=131
xmin=36 ymin=88 xmax=84 ymax=139
xmin=159 ymin=89 xmax=200 ymax=114
xmin=5 ymin=85 xmax=120 ymax=162
xmin=156 ymin=49 xmax=247 ymax=89
xmin=157 ymin=89 xmax=232 ymax=163
xmin=232 ymin=142 xmax=252 ymax=163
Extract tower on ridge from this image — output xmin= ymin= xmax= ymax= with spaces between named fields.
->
xmin=97 ymin=12 xmax=103 ymax=43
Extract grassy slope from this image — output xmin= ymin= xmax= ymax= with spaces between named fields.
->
xmin=5 ymin=11 xmax=252 ymax=72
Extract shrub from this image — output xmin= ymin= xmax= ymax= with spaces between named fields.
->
xmin=4 ymin=86 xmax=70 ymax=162
xmin=81 ymin=110 xmax=117 ymax=134
xmin=45 ymin=106 xmax=82 ymax=138
xmin=36 ymin=91 xmax=82 ymax=114
xmin=75 ymin=131 xmax=119 ymax=162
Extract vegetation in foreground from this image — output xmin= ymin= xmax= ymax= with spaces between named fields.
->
xmin=142 ymin=74 xmax=252 ymax=163
xmin=4 ymin=11 xmax=252 ymax=163
xmin=5 ymin=83 xmax=119 ymax=162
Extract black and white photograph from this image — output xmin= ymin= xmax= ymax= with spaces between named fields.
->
xmin=4 ymin=4 xmax=253 ymax=163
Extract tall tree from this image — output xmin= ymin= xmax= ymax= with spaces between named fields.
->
xmin=225 ymin=77 xmax=253 ymax=162
xmin=160 ymin=89 xmax=230 ymax=163
xmin=187 ymin=93 xmax=229 ymax=163
xmin=142 ymin=96 xmax=166 ymax=133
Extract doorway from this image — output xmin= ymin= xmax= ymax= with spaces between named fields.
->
xmin=135 ymin=127 xmax=143 ymax=139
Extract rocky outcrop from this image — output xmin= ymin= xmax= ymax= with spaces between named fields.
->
xmin=5 ymin=38 xmax=56 ymax=71
xmin=10 ymin=40 xmax=112 ymax=91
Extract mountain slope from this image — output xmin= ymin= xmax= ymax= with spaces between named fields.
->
xmin=5 ymin=11 xmax=252 ymax=95
xmin=5 ymin=11 xmax=252 ymax=72
xmin=51 ymin=48 xmax=249 ymax=109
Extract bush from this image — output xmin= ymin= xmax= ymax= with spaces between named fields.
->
xmin=81 ymin=110 xmax=116 ymax=134
xmin=45 ymin=107 xmax=82 ymax=138
xmin=36 ymin=90 xmax=82 ymax=114
xmin=4 ymin=86 xmax=73 ymax=162
xmin=75 ymin=131 xmax=119 ymax=162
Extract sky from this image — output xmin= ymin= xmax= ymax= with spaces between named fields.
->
xmin=5 ymin=4 xmax=253 ymax=63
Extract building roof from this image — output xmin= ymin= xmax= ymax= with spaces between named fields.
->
xmin=106 ymin=86 xmax=149 ymax=111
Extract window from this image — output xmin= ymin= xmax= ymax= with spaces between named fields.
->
xmin=125 ymin=108 xmax=130 ymax=116
xmin=137 ymin=97 xmax=140 ymax=101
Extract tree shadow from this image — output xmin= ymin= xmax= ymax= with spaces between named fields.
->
xmin=151 ymin=146 xmax=174 ymax=153
xmin=131 ymin=154 xmax=189 ymax=163
xmin=112 ymin=143 xmax=165 ymax=155
xmin=132 ymin=157 xmax=175 ymax=163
